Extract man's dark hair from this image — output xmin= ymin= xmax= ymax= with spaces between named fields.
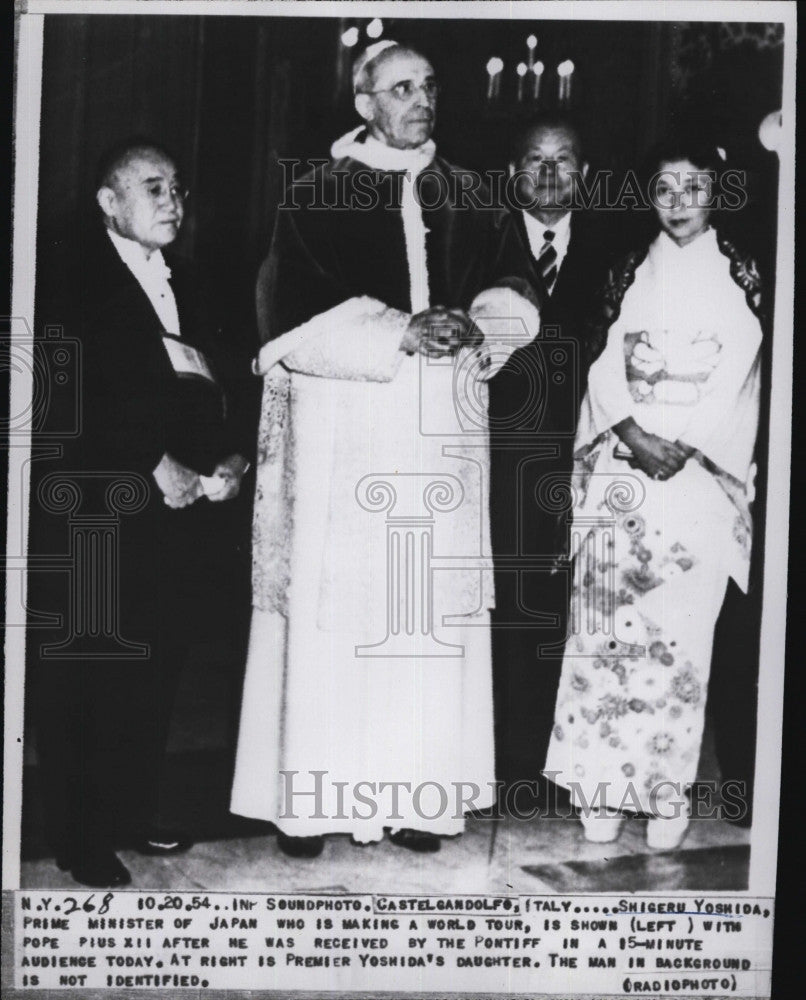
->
xmin=94 ymin=136 xmax=178 ymax=192
xmin=510 ymin=113 xmax=586 ymax=165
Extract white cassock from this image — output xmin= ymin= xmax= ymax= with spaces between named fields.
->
xmin=231 ymin=132 xmax=539 ymax=841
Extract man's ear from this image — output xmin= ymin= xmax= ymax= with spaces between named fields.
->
xmin=96 ymin=186 xmax=116 ymax=220
xmin=354 ymin=93 xmax=373 ymax=124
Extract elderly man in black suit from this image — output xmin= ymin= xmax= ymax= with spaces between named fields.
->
xmin=28 ymin=139 xmax=252 ymax=887
xmin=489 ymin=115 xmax=624 ymax=797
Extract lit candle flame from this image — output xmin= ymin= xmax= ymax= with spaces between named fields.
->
xmin=517 ymin=62 xmax=527 ymax=77
xmin=527 ymin=35 xmax=537 ymax=50
xmin=341 ymin=26 xmax=359 ymax=48
xmin=366 ymin=18 xmax=383 ymax=39
xmin=486 ymin=57 xmax=504 ymax=76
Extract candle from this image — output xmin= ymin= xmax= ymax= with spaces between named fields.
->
xmin=516 ymin=62 xmax=527 ymax=102
xmin=486 ymin=57 xmax=504 ymax=102
xmin=557 ymin=59 xmax=574 ymax=104
xmin=532 ymin=60 xmax=544 ymax=101
xmin=526 ymin=34 xmax=537 ymax=69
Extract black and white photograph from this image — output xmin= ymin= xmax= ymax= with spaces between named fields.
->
xmin=3 ymin=1 xmax=795 ymax=996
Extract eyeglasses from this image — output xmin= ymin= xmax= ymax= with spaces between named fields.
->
xmin=360 ymin=79 xmax=439 ymax=102
xmin=143 ymin=182 xmax=190 ymax=205
xmin=653 ymin=184 xmax=712 ymax=210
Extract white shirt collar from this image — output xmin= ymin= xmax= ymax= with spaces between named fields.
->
xmin=105 ymin=227 xmax=180 ymax=334
xmin=106 ymin=226 xmax=170 ymax=276
xmin=522 ymin=208 xmax=571 ymax=243
xmin=521 ymin=209 xmax=573 ymax=270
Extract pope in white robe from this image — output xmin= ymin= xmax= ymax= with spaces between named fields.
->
xmin=230 ymin=41 xmax=539 ymax=851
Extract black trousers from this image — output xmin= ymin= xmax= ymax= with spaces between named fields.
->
xmin=27 ymin=491 xmax=250 ymax=858
xmin=31 ymin=635 xmax=186 ymax=857
xmin=491 ymin=567 xmax=570 ymax=787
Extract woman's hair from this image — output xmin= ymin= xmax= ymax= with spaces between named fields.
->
xmin=641 ymin=133 xmax=725 ymax=182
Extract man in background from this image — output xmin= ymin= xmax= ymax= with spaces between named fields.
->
xmin=489 ymin=115 xmax=624 ymax=794
xmin=28 ymin=138 xmax=252 ymax=887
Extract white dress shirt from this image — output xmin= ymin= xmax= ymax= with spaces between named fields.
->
xmin=106 ymin=227 xmax=182 ymax=336
xmin=522 ymin=209 xmax=573 ymax=277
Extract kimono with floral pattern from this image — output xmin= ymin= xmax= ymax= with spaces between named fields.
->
xmin=544 ymin=228 xmax=762 ymax=813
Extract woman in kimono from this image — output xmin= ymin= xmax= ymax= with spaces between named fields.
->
xmin=543 ymin=138 xmax=764 ymax=850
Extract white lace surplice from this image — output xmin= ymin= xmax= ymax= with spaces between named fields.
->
xmin=233 ymin=283 xmax=537 ymax=838
xmin=544 ymin=229 xmax=762 ymax=813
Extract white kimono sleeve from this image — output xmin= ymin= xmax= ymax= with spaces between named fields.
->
xmin=577 ymin=322 xmax=636 ymax=450
xmin=676 ymin=315 xmax=762 ymax=484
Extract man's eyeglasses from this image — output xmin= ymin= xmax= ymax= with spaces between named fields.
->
xmin=361 ymin=79 xmax=439 ymax=102
xmin=143 ymin=182 xmax=189 ymax=205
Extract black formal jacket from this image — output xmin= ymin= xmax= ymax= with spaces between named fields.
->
xmin=36 ymin=225 xmax=253 ymax=477
xmin=28 ymin=225 xmax=256 ymax=643
xmin=488 ymin=209 xmax=626 ymax=601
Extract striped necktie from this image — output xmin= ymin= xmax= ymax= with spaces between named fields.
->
xmin=538 ymin=229 xmax=558 ymax=297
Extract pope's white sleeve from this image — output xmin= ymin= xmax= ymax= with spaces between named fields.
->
xmin=253 ymin=296 xmax=410 ymax=382
xmin=468 ymin=286 xmax=540 ymax=381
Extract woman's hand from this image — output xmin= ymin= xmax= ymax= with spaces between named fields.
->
xmin=614 ymin=418 xmax=690 ymax=481
xmin=627 ymin=434 xmax=690 ymax=480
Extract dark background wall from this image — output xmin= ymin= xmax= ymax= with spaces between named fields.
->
xmin=36 ymin=13 xmax=784 ymax=341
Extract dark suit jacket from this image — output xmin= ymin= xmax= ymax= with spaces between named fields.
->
xmin=29 ymin=225 xmax=255 ymax=646
xmin=488 ymin=210 xmax=624 ymax=615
